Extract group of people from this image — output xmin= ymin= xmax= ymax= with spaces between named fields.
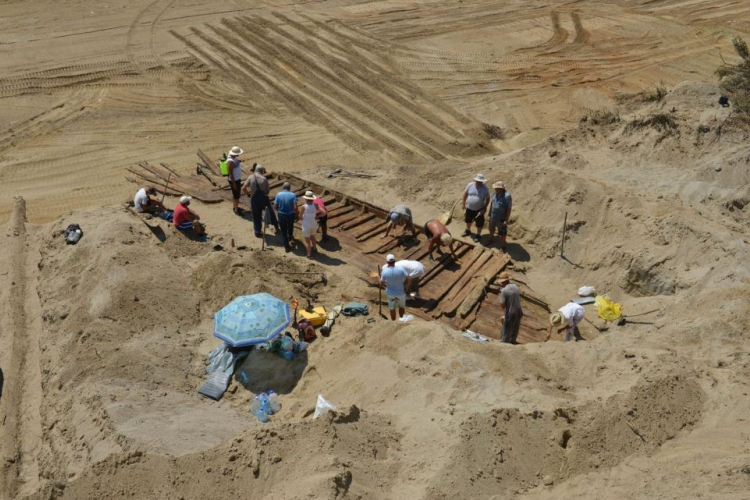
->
xmin=137 ymin=159 xmax=584 ymax=344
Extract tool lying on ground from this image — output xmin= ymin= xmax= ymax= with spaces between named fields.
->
xmin=324 ymin=167 xmax=377 ymax=179
xmin=320 ymin=304 xmax=343 ymax=337
xmin=617 ymin=308 xmax=659 ymax=326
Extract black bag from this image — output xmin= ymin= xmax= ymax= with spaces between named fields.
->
xmin=63 ymin=224 xmax=83 ymax=245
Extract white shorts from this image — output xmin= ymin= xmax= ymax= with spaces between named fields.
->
xmin=302 ymin=225 xmax=317 ymax=238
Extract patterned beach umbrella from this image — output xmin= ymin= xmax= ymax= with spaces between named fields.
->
xmin=214 ymin=293 xmax=291 ymax=347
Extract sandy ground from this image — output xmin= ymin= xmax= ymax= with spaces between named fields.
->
xmin=2 ymin=1 xmax=750 ymax=499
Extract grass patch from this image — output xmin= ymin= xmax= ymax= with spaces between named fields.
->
xmin=716 ymin=37 xmax=750 ymax=120
xmin=483 ymin=123 xmax=504 ymax=139
xmin=583 ymin=108 xmax=620 ymax=125
xmin=643 ymin=83 xmax=668 ymax=102
xmin=626 ymin=113 xmax=678 ymax=133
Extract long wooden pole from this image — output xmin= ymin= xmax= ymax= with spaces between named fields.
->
xmin=560 ymin=211 xmax=568 ymax=257
xmin=377 ymin=264 xmax=383 ymax=318
xmin=161 ymin=172 xmax=172 ymax=205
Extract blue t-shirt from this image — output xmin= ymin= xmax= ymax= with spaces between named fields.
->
xmin=491 ymin=191 xmax=512 ymax=221
xmin=274 ymin=191 xmax=297 ymax=216
xmin=381 ymin=266 xmax=408 ymax=296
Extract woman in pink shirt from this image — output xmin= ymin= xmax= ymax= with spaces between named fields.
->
xmin=313 ymin=195 xmax=328 ymax=240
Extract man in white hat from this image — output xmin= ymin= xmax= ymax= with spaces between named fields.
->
xmin=462 ymin=174 xmax=490 ymax=242
xmin=383 ymin=203 xmax=417 ymax=239
xmin=242 ymin=164 xmax=279 ymax=238
xmin=498 ymin=272 xmax=522 ymax=344
xmin=488 ymin=181 xmax=512 ymax=250
xmin=379 ymin=254 xmax=411 ymax=321
xmin=173 ymin=196 xmax=207 ymax=241
xmin=546 ymin=302 xmax=585 ymax=342
xmin=226 ymin=146 xmax=244 ymax=216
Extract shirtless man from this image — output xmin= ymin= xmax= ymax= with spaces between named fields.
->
xmin=423 ymin=219 xmax=461 ymax=263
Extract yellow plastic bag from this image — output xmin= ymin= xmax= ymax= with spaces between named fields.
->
xmin=595 ymin=295 xmax=622 ymax=321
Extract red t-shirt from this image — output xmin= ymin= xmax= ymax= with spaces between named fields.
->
xmin=173 ymin=203 xmax=190 ymax=227
xmin=313 ymin=197 xmax=327 ymax=214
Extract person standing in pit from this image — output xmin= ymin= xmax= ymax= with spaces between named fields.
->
xmin=226 ymin=146 xmax=244 ymax=216
xmin=498 ymin=272 xmax=522 ymax=344
xmin=380 ymin=254 xmax=411 ymax=321
xmin=461 ymin=173 xmax=490 ymax=242
xmin=273 ymin=182 xmax=298 ymax=253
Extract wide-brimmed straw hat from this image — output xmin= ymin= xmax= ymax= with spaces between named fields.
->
xmin=549 ymin=312 xmax=568 ymax=328
xmin=498 ymin=272 xmax=511 ymax=284
xmin=255 ymin=164 xmax=266 ymax=172
xmin=492 ymin=181 xmax=506 ymax=189
xmin=229 ymin=146 xmax=243 ymax=156
xmin=303 ymin=190 xmax=316 ymax=201
xmin=474 ymin=174 xmax=486 ymax=183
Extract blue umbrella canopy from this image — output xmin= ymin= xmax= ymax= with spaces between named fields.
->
xmin=214 ymin=293 xmax=291 ymax=347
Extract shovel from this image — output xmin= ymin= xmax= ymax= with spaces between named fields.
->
xmin=440 ymin=198 xmax=462 ymax=225
xmin=616 ymin=308 xmax=659 ymax=326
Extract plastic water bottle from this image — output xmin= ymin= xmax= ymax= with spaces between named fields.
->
xmin=256 ymin=403 xmax=269 ymax=423
xmin=281 ymin=350 xmax=294 ymax=361
xmin=281 ymin=335 xmax=294 ymax=351
xmin=250 ymin=396 xmax=261 ymax=416
xmin=239 ymin=370 xmax=249 ymax=385
xmin=260 ymin=393 xmax=273 ymax=415
xmin=268 ymin=390 xmax=281 ymax=413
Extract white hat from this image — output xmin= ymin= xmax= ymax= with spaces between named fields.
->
xmin=474 ymin=174 xmax=486 ymax=183
xmin=550 ymin=312 xmax=568 ymax=328
xmin=180 ymin=195 xmax=192 ymax=205
xmin=303 ymin=190 xmax=316 ymax=201
xmin=386 ymin=254 xmax=396 ymax=263
xmin=229 ymin=146 xmax=243 ymax=156
xmin=254 ymin=163 xmax=266 ymax=172
xmin=492 ymin=181 xmax=505 ymax=189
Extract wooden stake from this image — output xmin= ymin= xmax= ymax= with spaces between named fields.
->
xmin=161 ymin=172 xmax=172 ymax=205
xmin=377 ymin=264 xmax=383 ymax=319
xmin=560 ymin=211 xmax=568 ymax=257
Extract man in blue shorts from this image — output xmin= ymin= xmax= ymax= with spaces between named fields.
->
xmin=380 ymin=253 xmax=411 ymax=321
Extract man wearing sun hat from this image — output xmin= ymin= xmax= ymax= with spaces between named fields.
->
xmin=498 ymin=272 xmax=522 ymax=344
xmin=380 ymin=253 xmax=411 ymax=321
xmin=226 ymin=146 xmax=244 ymax=216
xmin=462 ymin=173 xmax=490 ymax=242
xmin=546 ymin=302 xmax=585 ymax=342
xmin=488 ymin=181 xmax=512 ymax=251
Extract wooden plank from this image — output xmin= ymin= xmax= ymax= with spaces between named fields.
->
xmin=197 ymin=149 xmax=221 ymax=176
xmin=418 ymin=245 xmax=472 ymax=288
xmin=355 ymin=221 xmax=389 ymax=241
xmin=330 ymin=212 xmax=363 ymax=229
xmin=340 ymin=213 xmax=376 ymax=231
xmin=327 ymin=205 xmax=355 ymax=218
xmin=431 ymin=249 xmax=488 ymax=317
xmin=437 ymin=251 xmax=493 ymax=312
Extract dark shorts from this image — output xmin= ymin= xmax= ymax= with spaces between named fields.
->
xmin=176 ymin=221 xmax=194 ymax=230
xmin=489 ymin=216 xmax=507 ymax=235
xmin=423 ymin=223 xmax=433 ymax=239
xmin=229 ymin=180 xmax=241 ymax=200
xmin=319 ymin=214 xmax=328 ymax=232
xmin=464 ymin=208 xmax=485 ymax=227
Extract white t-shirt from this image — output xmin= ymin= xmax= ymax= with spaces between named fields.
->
xmin=134 ymin=188 xmax=149 ymax=213
xmin=559 ymin=302 xmax=585 ymax=334
xmin=465 ymin=182 xmax=490 ymax=211
xmin=301 ymin=202 xmax=318 ymax=231
xmin=395 ymin=260 xmax=425 ymax=278
xmin=226 ymin=157 xmax=242 ymax=182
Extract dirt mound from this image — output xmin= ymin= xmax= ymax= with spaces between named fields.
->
xmin=427 ymin=374 xmax=703 ymax=498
